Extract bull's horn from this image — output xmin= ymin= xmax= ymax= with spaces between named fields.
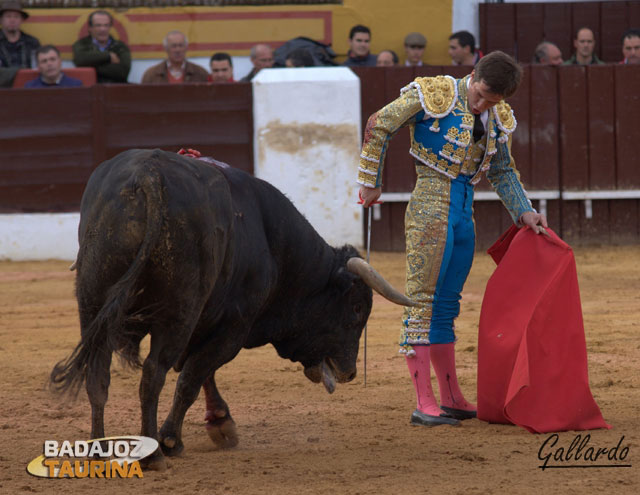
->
xmin=346 ymin=257 xmax=417 ymax=307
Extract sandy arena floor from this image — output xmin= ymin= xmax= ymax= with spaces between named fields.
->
xmin=0 ymin=245 xmax=638 ymax=494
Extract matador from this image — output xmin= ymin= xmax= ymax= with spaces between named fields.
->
xmin=357 ymin=51 xmax=548 ymax=427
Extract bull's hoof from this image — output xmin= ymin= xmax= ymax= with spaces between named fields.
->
xmin=159 ymin=435 xmax=184 ymax=457
xmin=139 ymin=451 xmax=168 ymax=472
xmin=206 ymin=416 xmax=239 ymax=449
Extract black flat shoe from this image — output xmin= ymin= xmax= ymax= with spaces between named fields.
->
xmin=410 ymin=409 xmax=461 ymax=427
xmin=440 ymin=406 xmax=477 ymax=420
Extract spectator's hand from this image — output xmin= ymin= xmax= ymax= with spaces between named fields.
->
xmin=359 ymin=186 xmax=382 ymax=208
xmin=110 ymin=52 xmax=121 ymax=64
xmin=521 ymin=211 xmax=549 ymax=235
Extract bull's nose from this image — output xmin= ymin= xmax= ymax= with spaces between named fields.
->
xmin=347 ymin=369 xmax=357 ymax=382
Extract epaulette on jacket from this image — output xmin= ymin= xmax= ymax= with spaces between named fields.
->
xmin=400 ymin=75 xmax=458 ymax=119
xmin=493 ymin=101 xmax=517 ymax=143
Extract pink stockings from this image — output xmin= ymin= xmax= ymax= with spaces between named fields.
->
xmin=406 ymin=343 xmax=475 ymax=415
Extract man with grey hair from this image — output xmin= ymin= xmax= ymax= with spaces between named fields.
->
xmin=533 ymin=41 xmax=563 ymax=65
xmin=240 ymin=43 xmax=273 ymax=82
xmin=72 ymin=9 xmax=130 ymax=83
xmin=142 ymin=30 xmax=208 ymax=84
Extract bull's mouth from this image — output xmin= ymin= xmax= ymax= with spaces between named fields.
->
xmin=303 ymin=358 xmax=355 ymax=394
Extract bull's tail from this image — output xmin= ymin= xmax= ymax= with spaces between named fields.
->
xmin=50 ymin=157 xmax=165 ymax=397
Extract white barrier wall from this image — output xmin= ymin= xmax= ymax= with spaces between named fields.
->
xmin=0 ymin=213 xmax=79 ymax=261
xmin=252 ymin=67 xmax=363 ymax=249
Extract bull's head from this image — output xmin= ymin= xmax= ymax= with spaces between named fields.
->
xmin=294 ymin=250 xmax=415 ymax=394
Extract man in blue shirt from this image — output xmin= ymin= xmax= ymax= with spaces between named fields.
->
xmin=343 ymin=25 xmax=376 ymax=67
xmin=25 ymin=45 xmax=82 ymax=88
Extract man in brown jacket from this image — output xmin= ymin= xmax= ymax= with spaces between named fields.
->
xmin=142 ymin=30 xmax=208 ymax=84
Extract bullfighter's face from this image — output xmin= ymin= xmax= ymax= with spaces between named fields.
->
xmin=467 ymin=72 xmax=503 ymax=115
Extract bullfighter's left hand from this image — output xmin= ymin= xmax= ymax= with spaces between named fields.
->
xmin=520 ymin=211 xmax=549 ymax=236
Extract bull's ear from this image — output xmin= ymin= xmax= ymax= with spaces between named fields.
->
xmin=333 ymin=267 xmax=356 ymax=295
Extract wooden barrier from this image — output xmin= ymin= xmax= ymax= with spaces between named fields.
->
xmin=353 ymin=64 xmax=640 ymax=250
xmin=0 ymin=83 xmax=253 ymax=213
xmin=1 ymin=66 xmax=638 ymax=249
xmin=480 ymin=1 xmax=640 ymax=63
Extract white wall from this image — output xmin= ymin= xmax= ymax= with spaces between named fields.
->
xmin=0 ymin=213 xmax=79 ymax=261
xmin=252 ymin=67 xmax=363 ymax=249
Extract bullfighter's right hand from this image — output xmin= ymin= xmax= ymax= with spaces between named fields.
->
xmin=359 ymin=186 xmax=382 ymax=208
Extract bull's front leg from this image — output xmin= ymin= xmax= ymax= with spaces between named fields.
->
xmin=159 ymin=368 xmax=238 ymax=455
xmin=203 ymin=373 xmax=238 ymax=449
xmin=159 ymin=322 xmax=248 ymax=454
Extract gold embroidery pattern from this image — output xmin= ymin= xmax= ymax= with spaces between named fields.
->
xmin=445 ymin=127 xmax=459 ymax=142
xmin=460 ymin=141 xmax=484 ymax=175
xmin=400 ymin=166 xmax=452 ymax=350
xmin=414 ymin=76 xmax=457 ymax=118
xmin=357 ymin=87 xmax=425 ymax=187
xmin=461 ymin=112 xmax=474 ymax=130
xmin=411 ymin=144 xmax=460 ymax=178
xmin=493 ymin=101 xmax=517 ymax=143
xmin=494 ymin=101 xmax=516 ymax=132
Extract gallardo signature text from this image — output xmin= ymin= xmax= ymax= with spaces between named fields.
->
xmin=538 ymin=433 xmax=631 ymax=470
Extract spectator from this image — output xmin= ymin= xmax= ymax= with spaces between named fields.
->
xmin=533 ymin=41 xmax=563 ymax=65
xmin=404 ymin=32 xmax=427 ymax=66
xmin=24 ymin=45 xmax=82 ymax=88
xmin=209 ymin=52 xmax=234 ymax=83
xmin=240 ymin=44 xmax=274 ymax=82
xmin=0 ymin=0 xmax=39 ymax=68
xmin=72 ymin=10 xmax=130 ymax=83
xmin=343 ymin=24 xmax=376 ymax=67
xmin=285 ymin=47 xmax=315 ymax=67
xmin=564 ymin=27 xmax=604 ymax=65
xmin=142 ymin=31 xmax=208 ymax=84
xmin=621 ymin=28 xmax=640 ymax=65
xmin=376 ymin=49 xmax=398 ymax=67
xmin=448 ymin=30 xmax=482 ymax=66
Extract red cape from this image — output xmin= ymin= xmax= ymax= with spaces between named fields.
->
xmin=477 ymin=225 xmax=610 ymax=433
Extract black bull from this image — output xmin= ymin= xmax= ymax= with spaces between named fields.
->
xmin=51 ymin=149 xmax=413 ymax=468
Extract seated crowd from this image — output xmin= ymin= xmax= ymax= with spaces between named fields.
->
xmin=1 ymin=0 xmax=638 ymax=89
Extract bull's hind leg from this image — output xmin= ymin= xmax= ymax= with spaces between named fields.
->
xmin=138 ymin=321 xmax=195 ymax=471
xmin=76 ymin=297 xmax=113 ymax=441
xmin=86 ymin=345 xmax=112 ymax=440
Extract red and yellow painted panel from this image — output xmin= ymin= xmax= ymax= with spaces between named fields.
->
xmin=22 ymin=0 xmax=453 ymax=64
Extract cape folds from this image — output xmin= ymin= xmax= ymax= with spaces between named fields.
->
xmin=477 ymin=225 xmax=610 ymax=433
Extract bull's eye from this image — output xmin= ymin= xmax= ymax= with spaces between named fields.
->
xmin=354 ymin=304 xmax=362 ymax=314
